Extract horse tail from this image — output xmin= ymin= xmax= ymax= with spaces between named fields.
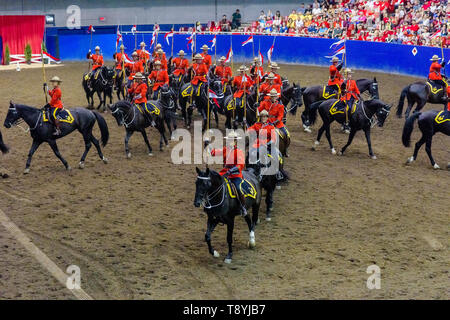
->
xmin=93 ymin=111 xmax=109 ymax=147
xmin=308 ymin=101 xmax=322 ymax=125
xmin=396 ymin=85 xmax=410 ymax=117
xmin=402 ymin=111 xmax=421 ymax=147
xmin=0 ymin=130 xmax=9 ymax=154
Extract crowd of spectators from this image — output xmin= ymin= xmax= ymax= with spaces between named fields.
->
xmin=203 ymin=1 xmax=450 ymax=48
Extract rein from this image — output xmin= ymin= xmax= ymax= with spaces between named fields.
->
xmin=9 ymin=107 xmax=42 ymax=133
xmin=360 ymin=101 xmax=377 ymax=128
xmin=197 ymin=176 xmax=226 ymax=209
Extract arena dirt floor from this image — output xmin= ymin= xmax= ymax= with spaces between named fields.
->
xmin=0 ymin=62 xmax=448 ymax=300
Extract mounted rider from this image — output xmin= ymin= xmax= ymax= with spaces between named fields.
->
xmin=250 ymin=57 xmax=264 ymax=85
xmin=128 ymin=72 xmax=156 ymax=126
xmin=44 ymin=76 xmax=64 ymax=135
xmin=191 ymin=53 xmax=209 ymax=97
xmin=114 ymin=44 xmax=128 ymax=89
xmin=247 ymin=110 xmax=277 ymax=150
xmin=214 ymin=56 xmax=232 ymax=90
xmin=328 ymin=56 xmax=344 ymax=96
xmin=341 ymin=68 xmax=361 ymax=126
xmin=149 ymin=60 xmax=169 ymax=100
xmin=428 ymin=54 xmax=447 ymax=98
xmin=86 ymin=46 xmax=104 ymax=87
xmin=200 ymin=44 xmax=212 ymax=70
xmin=232 ymin=65 xmax=254 ymax=110
xmin=154 ymin=48 xmax=168 ymax=71
xmin=136 ymin=42 xmax=150 ymax=65
xmin=125 ymin=52 xmax=144 ymax=88
xmin=266 ymin=62 xmax=282 ymax=86
xmin=259 ymin=72 xmax=281 ymax=101
xmin=208 ymin=130 xmax=248 ymax=216
xmin=258 ymin=89 xmax=289 ymax=155
xmin=172 ymin=50 xmax=189 ymax=77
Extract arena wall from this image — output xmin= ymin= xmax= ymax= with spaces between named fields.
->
xmin=0 ymin=0 xmax=304 ymax=27
xmin=51 ymin=31 xmax=450 ymax=78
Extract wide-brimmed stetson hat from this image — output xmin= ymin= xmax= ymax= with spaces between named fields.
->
xmin=119 ymin=44 xmax=125 ymax=50
xmin=201 ymin=44 xmax=209 ymax=50
xmin=259 ymin=110 xmax=269 ymax=117
xmin=95 ymin=46 xmax=100 ymax=51
xmin=269 ymin=62 xmax=280 ymax=69
xmin=219 ymin=56 xmax=226 ymax=62
xmin=178 ymin=50 xmax=185 ymax=56
xmin=224 ymin=130 xmax=242 ymax=140
xmin=430 ymin=54 xmax=440 ymax=61
xmin=154 ymin=60 xmax=162 ymax=66
xmin=331 ymin=56 xmax=340 ymax=62
xmin=238 ymin=65 xmax=248 ymax=72
xmin=343 ymin=68 xmax=353 ymax=74
xmin=268 ymin=88 xmax=280 ymax=97
xmin=133 ymin=72 xmax=145 ymax=79
xmin=156 ymin=43 xmax=162 ymax=48
xmin=193 ymin=53 xmax=203 ymax=60
xmin=50 ymin=76 xmax=62 ymax=83
xmin=267 ymin=72 xmax=276 ymax=80
xmin=140 ymin=42 xmax=146 ymax=47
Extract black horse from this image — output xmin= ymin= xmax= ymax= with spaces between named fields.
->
xmin=301 ymin=78 xmax=380 ymax=132
xmin=402 ymin=110 xmax=450 ymax=169
xmin=309 ymin=99 xmax=391 ymax=159
xmin=158 ymin=84 xmax=178 ymax=139
xmin=114 ymin=68 xmax=129 ymax=101
xmin=82 ymin=66 xmax=115 ymax=110
xmin=223 ymin=89 xmax=258 ymax=130
xmin=108 ymin=99 xmax=168 ymax=158
xmin=247 ymin=145 xmax=288 ymax=221
xmin=279 ymin=82 xmax=304 ymax=120
xmin=194 ymin=167 xmax=261 ymax=264
xmin=396 ymin=79 xmax=448 ymax=119
xmin=0 ymin=129 xmax=9 ymax=154
xmin=4 ymin=102 xmax=109 ymax=173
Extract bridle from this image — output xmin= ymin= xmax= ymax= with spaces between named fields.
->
xmin=6 ymin=105 xmax=41 ymax=132
xmin=112 ymin=103 xmax=136 ymax=128
xmin=196 ymin=175 xmax=226 ymax=209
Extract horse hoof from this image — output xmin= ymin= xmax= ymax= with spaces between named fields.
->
xmin=126 ymin=153 xmax=132 ymax=159
xmin=269 ymin=206 xmax=274 ymax=212
xmin=66 ymin=166 xmax=72 ymax=171
xmin=102 ymin=157 xmax=108 ymax=164
xmin=406 ymin=156 xmax=414 ymax=164
xmin=338 ymin=151 xmax=343 ymax=156
xmin=23 ymin=168 xmax=30 ymax=175
xmin=148 ymin=152 xmax=153 ymax=157
xmin=331 ymin=148 xmax=336 ymax=155
xmin=371 ymin=155 xmax=377 ymax=160
xmin=304 ymin=127 xmax=312 ymax=133
xmin=266 ymin=217 xmax=272 ymax=222
xmin=79 ymin=162 xmax=85 ymax=169
xmin=344 ymin=129 xmax=350 ymax=134
xmin=224 ymin=258 xmax=232 ymax=264
xmin=312 ymin=141 xmax=319 ymax=150
xmin=213 ymin=250 xmax=220 ymax=258
xmin=248 ymin=240 xmax=256 ymax=248
xmin=276 ymin=185 xmax=281 ymax=190
xmin=433 ymin=163 xmax=440 ymax=170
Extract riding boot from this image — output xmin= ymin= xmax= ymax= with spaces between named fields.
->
xmin=53 ymin=119 xmax=61 ymax=136
xmin=239 ymin=193 xmax=248 ymax=217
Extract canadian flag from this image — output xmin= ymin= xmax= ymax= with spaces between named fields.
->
xmin=329 ymin=38 xmax=345 ymax=48
xmin=208 ymin=88 xmax=221 ymax=109
xmin=267 ymin=45 xmax=274 ymax=64
xmin=209 ymin=35 xmax=216 ymax=48
xmin=258 ymin=50 xmax=264 ymax=65
xmin=43 ymin=51 xmax=61 ymax=64
xmin=225 ymin=47 xmax=233 ymax=63
xmin=116 ymin=26 xmax=122 ymax=50
xmin=430 ymin=30 xmax=441 ymax=39
xmin=187 ymin=32 xmax=194 ymax=51
xmin=88 ymin=25 xmax=95 ymax=33
xmin=165 ymin=30 xmax=174 ymax=45
xmin=241 ymin=35 xmax=253 ymax=47
xmin=150 ymin=30 xmax=157 ymax=48
xmin=131 ymin=25 xmax=137 ymax=34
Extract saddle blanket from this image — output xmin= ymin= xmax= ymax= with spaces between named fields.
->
xmin=323 ymin=85 xmax=339 ymax=99
xmin=426 ymin=79 xmax=447 ymax=95
xmin=434 ymin=110 xmax=450 ymax=124
xmin=329 ymin=100 xmax=358 ymax=115
xmin=43 ymin=109 xmax=74 ymax=124
xmin=224 ymin=177 xmax=258 ymax=199
xmin=135 ymin=103 xmax=160 ymax=116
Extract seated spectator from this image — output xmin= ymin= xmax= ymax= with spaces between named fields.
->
xmin=232 ymin=9 xmax=241 ymax=30
xmin=220 ymin=15 xmax=231 ymax=32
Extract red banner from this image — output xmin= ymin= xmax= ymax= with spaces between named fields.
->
xmin=0 ymin=15 xmax=45 ymax=64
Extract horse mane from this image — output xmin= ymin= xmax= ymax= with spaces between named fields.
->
xmin=10 ymin=102 xmax=39 ymax=111
xmin=115 ymin=99 xmax=133 ymax=110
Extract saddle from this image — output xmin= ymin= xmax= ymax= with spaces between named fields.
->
xmin=434 ymin=110 xmax=450 ymax=124
xmin=135 ymin=102 xmax=160 ymax=116
xmin=224 ymin=177 xmax=257 ymax=199
xmin=329 ymin=100 xmax=358 ymax=115
xmin=323 ymin=85 xmax=340 ymax=99
xmin=181 ymin=84 xmax=193 ymax=98
xmin=426 ymin=79 xmax=447 ymax=95
xmin=43 ymin=109 xmax=74 ymax=124
xmin=275 ymin=127 xmax=290 ymax=139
